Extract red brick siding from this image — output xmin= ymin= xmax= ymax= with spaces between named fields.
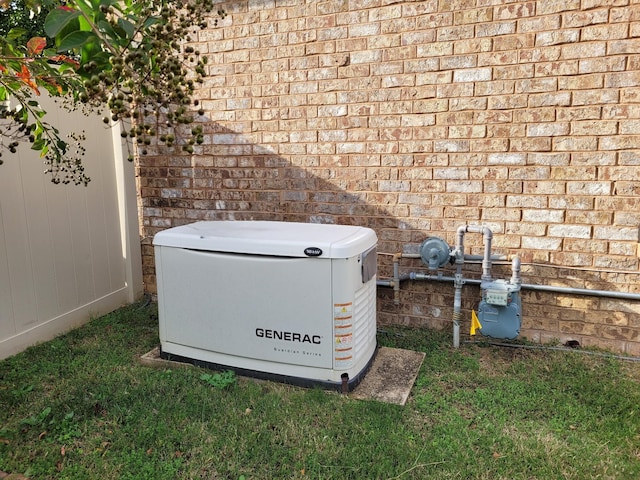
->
xmin=139 ymin=0 xmax=640 ymax=354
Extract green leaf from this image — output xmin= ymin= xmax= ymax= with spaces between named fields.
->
xmin=17 ymin=109 xmax=28 ymax=123
xmin=80 ymin=41 xmax=103 ymax=65
xmin=21 ymin=407 xmax=51 ymax=426
xmin=44 ymin=7 xmax=82 ymax=38
xmin=31 ymin=138 xmax=45 ymax=151
xmin=143 ymin=15 xmax=161 ymax=30
xmin=7 ymin=27 xmax=28 ymax=41
xmin=108 ymin=21 xmax=128 ymax=40
xmin=74 ymin=0 xmax=98 ymax=21
xmin=200 ymin=370 xmax=237 ymax=389
xmin=117 ymin=17 xmax=135 ymax=38
xmin=78 ymin=14 xmax=93 ymax=33
xmin=97 ymin=20 xmax=117 ymax=39
xmin=57 ymin=139 xmax=68 ymax=153
xmin=57 ymin=31 xmax=95 ymax=52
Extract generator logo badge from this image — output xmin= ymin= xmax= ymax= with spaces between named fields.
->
xmin=304 ymin=247 xmax=323 ymax=257
xmin=255 ymin=328 xmax=321 ymax=345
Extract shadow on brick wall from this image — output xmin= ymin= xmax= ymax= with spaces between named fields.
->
xmin=137 ymin=121 xmax=467 ymax=330
xmin=137 ymin=122 xmax=640 ymax=352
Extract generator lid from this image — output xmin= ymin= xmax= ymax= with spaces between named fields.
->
xmin=153 ymin=221 xmax=377 ymax=258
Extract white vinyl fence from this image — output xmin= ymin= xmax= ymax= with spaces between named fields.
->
xmin=0 ymin=95 xmax=143 ymax=360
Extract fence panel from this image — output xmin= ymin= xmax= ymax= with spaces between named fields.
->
xmin=0 ymin=96 xmax=142 ymax=359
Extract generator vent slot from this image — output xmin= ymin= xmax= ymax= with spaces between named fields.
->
xmin=353 ymin=279 xmax=377 ymax=356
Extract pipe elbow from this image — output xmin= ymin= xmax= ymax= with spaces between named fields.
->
xmin=462 ymin=224 xmax=493 ymax=238
xmin=455 ymin=225 xmax=467 ymax=257
xmin=511 ymin=256 xmax=522 ymax=285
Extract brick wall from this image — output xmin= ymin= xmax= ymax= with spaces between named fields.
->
xmin=139 ymin=0 xmax=640 ymax=354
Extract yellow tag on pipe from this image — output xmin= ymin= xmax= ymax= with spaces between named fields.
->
xmin=470 ymin=310 xmax=482 ymax=336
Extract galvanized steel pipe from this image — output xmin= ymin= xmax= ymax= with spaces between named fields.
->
xmin=380 ymin=273 xmax=640 ymax=301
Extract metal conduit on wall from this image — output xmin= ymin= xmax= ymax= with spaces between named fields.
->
xmin=377 ymin=267 xmax=640 ymax=301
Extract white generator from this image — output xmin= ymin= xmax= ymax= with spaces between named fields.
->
xmin=153 ymin=220 xmax=378 ymax=390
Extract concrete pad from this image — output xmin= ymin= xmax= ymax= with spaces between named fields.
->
xmin=349 ymin=347 xmax=425 ymax=405
xmin=139 ymin=347 xmax=190 ymax=369
xmin=140 ymin=346 xmax=425 ymax=405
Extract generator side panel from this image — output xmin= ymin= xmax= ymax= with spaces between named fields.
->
xmin=330 ymin=251 xmax=377 ymax=374
xmin=156 ymin=246 xmax=334 ymax=369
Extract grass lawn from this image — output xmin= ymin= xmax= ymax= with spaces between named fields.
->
xmin=1 ymin=300 xmax=640 ymax=479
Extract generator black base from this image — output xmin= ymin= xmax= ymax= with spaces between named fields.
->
xmin=160 ymin=345 xmax=378 ymax=393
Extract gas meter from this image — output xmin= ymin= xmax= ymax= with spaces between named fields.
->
xmin=477 ymin=278 xmax=521 ymax=340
